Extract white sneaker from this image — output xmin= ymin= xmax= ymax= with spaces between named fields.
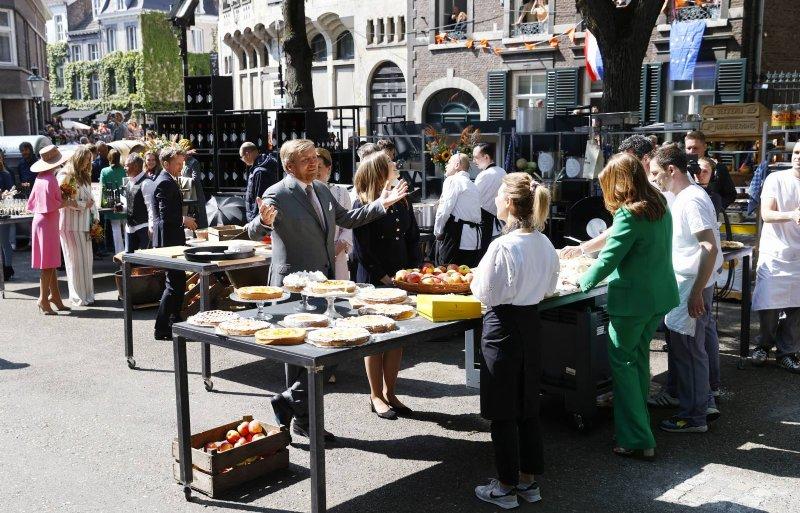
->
xmin=475 ymin=479 xmax=519 ymax=510
xmin=515 ymin=481 xmax=542 ymax=503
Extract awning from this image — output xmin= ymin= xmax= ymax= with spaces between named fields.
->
xmin=51 ymin=105 xmax=69 ymax=117
xmin=61 ymin=109 xmax=101 ymax=122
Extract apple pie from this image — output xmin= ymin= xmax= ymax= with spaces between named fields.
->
xmin=357 ymin=303 xmax=416 ymax=321
xmin=216 ymin=318 xmax=273 ymax=336
xmin=187 ymin=310 xmax=241 ymax=327
xmin=280 ymin=313 xmax=330 ymax=328
xmin=235 ymin=286 xmax=285 ymax=301
xmin=356 ymin=287 xmax=408 ymax=305
xmin=306 ymin=327 xmax=371 ymax=348
xmin=335 ymin=315 xmax=397 ymax=334
xmin=254 ymin=327 xmax=307 ymax=346
xmin=306 ymin=280 xmax=357 ymax=295
xmin=282 ymin=271 xmax=327 ymax=293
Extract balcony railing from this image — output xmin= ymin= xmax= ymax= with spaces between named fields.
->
xmin=673 ymin=3 xmax=722 ymax=22
xmin=445 ymin=21 xmax=469 ymax=41
xmin=512 ymin=21 xmax=547 ymax=37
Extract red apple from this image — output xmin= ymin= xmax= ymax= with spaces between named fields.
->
xmin=421 ymin=277 xmax=435 ymax=285
xmin=422 ymin=266 xmax=434 ymax=275
xmin=237 ymin=421 xmax=250 ymax=437
xmin=245 ymin=434 xmax=254 ymax=443
xmin=252 ymin=432 xmax=267 ymax=440
xmin=431 ymin=277 xmax=443 ymax=284
xmin=217 ymin=441 xmax=233 ymax=452
xmin=266 ymin=428 xmax=280 ymax=436
xmin=248 ymin=420 xmax=263 ymax=434
xmin=447 ymin=264 xmax=459 ymax=271
xmin=464 ymin=272 xmax=474 ymax=283
xmin=394 ymin=269 xmax=409 ymax=282
xmin=407 ymin=272 xmax=422 ymax=284
xmin=204 ymin=441 xmax=219 ymax=452
xmin=234 ymin=438 xmax=246 ymax=448
xmin=436 ymin=273 xmax=448 ymax=281
xmin=226 ymin=430 xmax=241 ymax=444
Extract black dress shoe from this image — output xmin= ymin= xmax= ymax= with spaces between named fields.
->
xmin=391 ymin=404 xmax=413 ymax=416
xmin=154 ymin=331 xmax=173 ymax=340
xmin=292 ymin=422 xmax=337 ymax=443
xmin=270 ymin=395 xmax=294 ymax=428
xmin=370 ymin=400 xmax=397 ymax=420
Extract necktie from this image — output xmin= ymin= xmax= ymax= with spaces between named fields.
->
xmin=306 ymin=184 xmax=325 ymax=228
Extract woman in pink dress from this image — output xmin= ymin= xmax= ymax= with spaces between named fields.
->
xmin=26 ymin=145 xmax=71 ymax=315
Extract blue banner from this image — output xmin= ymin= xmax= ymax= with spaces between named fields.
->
xmin=669 ymin=20 xmax=706 ymax=81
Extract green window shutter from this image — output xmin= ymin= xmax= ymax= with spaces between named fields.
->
xmin=487 ymin=71 xmax=508 ymax=121
xmin=639 ymin=63 xmax=663 ymax=125
xmin=715 ymin=58 xmax=747 ymax=104
xmin=546 ymin=68 xmax=579 ymax=118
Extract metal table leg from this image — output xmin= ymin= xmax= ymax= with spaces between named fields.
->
xmin=738 ymin=254 xmax=752 ymax=370
xmin=308 ymin=365 xmax=327 ymax=513
xmin=199 ymin=273 xmax=213 ymax=391
xmin=123 ymin=261 xmax=135 ymax=369
xmin=173 ymin=335 xmax=193 ymax=501
xmin=0 ymin=225 xmax=5 ymax=299
xmin=464 ymin=328 xmax=480 ymax=389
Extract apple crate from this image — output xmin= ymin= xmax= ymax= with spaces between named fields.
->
xmin=172 ymin=415 xmax=290 ymax=498
xmin=207 ymin=225 xmax=246 ymax=242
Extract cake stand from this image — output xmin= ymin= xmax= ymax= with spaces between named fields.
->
xmin=229 ymin=292 xmax=290 ymax=321
xmin=301 ymin=289 xmax=358 ymax=319
xmin=284 ymin=287 xmax=319 ymax=312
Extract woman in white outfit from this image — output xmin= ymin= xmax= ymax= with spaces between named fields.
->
xmin=58 ymin=146 xmax=98 ymax=306
xmin=316 ymin=148 xmax=352 ymax=280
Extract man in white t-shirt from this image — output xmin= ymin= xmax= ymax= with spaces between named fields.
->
xmin=750 ymin=145 xmax=800 ymax=373
xmin=649 ymin=144 xmax=722 ymax=433
xmin=473 ymin=142 xmax=506 ymax=254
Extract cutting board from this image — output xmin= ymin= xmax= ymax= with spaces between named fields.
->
xmin=135 ymin=246 xmax=191 ymax=258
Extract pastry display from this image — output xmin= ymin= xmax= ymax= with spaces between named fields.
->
xmin=392 ymin=263 xmax=473 ymax=293
xmin=306 ymin=327 xmax=371 ymax=348
xmin=253 ymin=327 xmax=307 ymax=346
xmin=357 ymin=303 xmax=416 ymax=320
xmin=234 ymin=286 xmax=285 ymax=300
xmin=335 ymin=315 xmax=397 ymax=334
xmin=280 ymin=313 xmax=330 ymax=328
xmin=187 ymin=310 xmax=241 ymax=327
xmin=282 ymin=271 xmax=327 ymax=293
xmin=356 ymin=287 xmax=408 ymax=304
xmin=216 ymin=318 xmax=273 ymax=336
xmin=553 ymin=255 xmax=596 ymax=295
xmin=306 ymin=279 xmax=357 ymax=295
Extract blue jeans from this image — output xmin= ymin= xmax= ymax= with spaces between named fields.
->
xmin=0 ymin=224 xmax=12 ymax=267
xmin=665 ymin=286 xmax=716 ymax=427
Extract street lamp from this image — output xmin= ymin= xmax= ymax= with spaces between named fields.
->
xmin=27 ymin=66 xmax=45 ymax=134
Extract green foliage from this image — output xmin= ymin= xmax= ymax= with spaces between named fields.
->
xmin=47 ymin=43 xmax=68 ymax=105
xmin=188 ymin=53 xmax=211 ymax=76
xmin=140 ymin=10 xmax=183 ymax=112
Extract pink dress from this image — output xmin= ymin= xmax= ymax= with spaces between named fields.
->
xmin=26 ymin=171 xmax=63 ymax=269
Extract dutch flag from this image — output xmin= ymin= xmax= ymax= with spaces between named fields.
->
xmin=585 ymin=30 xmax=604 ymax=82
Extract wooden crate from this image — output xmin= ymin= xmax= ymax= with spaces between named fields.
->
xmin=172 ymin=415 xmax=291 ymax=498
xmin=701 ymin=103 xmax=770 ymax=120
xmin=207 ymin=225 xmax=247 ymax=242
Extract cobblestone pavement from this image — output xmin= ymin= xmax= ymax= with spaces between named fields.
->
xmin=1 ymin=251 xmax=798 ymax=513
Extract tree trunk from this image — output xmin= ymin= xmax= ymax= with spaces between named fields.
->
xmin=576 ymin=0 xmax=664 ymax=113
xmin=282 ymin=0 xmax=314 ymax=110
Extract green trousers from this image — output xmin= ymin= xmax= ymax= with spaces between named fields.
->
xmin=607 ymin=313 xmax=663 ymax=449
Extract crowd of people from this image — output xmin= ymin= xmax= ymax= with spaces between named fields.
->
xmin=43 ymin=111 xmax=144 ymax=146
xmin=4 ymin=123 xmax=799 ymax=509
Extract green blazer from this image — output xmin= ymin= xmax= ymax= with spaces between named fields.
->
xmin=579 ymin=206 xmax=678 ymax=317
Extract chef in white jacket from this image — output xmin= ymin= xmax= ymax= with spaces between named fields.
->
xmin=473 ymin=142 xmax=506 ymax=254
xmin=750 ymin=145 xmax=800 ymax=373
xmin=434 ymin=153 xmax=482 ymax=267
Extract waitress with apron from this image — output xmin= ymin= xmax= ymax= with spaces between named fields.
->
xmin=434 ymin=153 xmax=482 ymax=267
xmin=470 ymin=172 xmax=559 ymax=510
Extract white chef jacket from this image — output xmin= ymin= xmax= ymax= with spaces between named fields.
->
xmin=470 ymin=230 xmax=559 ymax=307
xmin=664 ymin=184 xmax=723 ymax=336
xmin=434 ymin=171 xmax=482 ymax=250
xmin=752 ymin=170 xmax=800 ymax=311
xmin=474 ymin=165 xmax=506 ymax=237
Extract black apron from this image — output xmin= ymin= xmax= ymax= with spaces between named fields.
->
xmin=436 ymin=214 xmax=481 ymax=266
xmin=480 ymin=208 xmax=502 ymax=253
xmin=479 ymin=304 xmax=542 ymax=421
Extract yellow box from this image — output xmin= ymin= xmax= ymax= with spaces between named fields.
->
xmin=416 ymin=294 xmax=482 ymax=322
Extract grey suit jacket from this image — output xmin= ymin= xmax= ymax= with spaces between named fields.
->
xmin=247 ymin=174 xmax=386 ymax=286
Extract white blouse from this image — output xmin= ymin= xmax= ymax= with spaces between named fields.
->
xmin=470 ymin=230 xmax=559 ymax=307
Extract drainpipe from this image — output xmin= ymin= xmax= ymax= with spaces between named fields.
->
xmin=753 ymin=0 xmax=765 ymax=102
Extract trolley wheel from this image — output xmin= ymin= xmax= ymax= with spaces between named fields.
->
xmin=127 ymin=357 xmax=136 ymax=369
xmin=204 ymin=378 xmax=214 ymax=392
xmin=183 ymin=486 xmax=192 ymax=501
xmin=661 ymin=343 xmax=668 ymax=352
xmin=572 ymin=413 xmax=586 ymax=431
xmin=737 ymin=358 xmax=746 ymax=370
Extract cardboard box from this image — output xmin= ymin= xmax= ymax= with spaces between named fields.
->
xmin=416 ymin=294 xmax=482 ymax=322
xmin=207 ymin=225 xmax=246 ymax=242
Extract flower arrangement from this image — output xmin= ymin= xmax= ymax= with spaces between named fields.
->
xmin=456 ymin=125 xmax=481 ymax=159
xmin=59 ymin=179 xmax=77 ymax=200
xmin=145 ymin=134 xmax=180 ymax=155
xmin=424 ymin=126 xmax=455 ymax=165
xmin=89 ymin=221 xmax=104 ymax=242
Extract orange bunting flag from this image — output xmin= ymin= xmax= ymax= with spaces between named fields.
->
xmin=566 ymin=27 xmax=576 ymax=44
xmin=479 ymin=38 xmax=489 ymax=49
xmin=524 ymin=42 xmax=536 ymax=51
xmin=493 ymin=47 xmax=503 ymax=55
xmin=435 ymin=33 xmax=445 ymax=44
xmin=465 ymin=38 xmax=474 ymax=49
xmin=549 ymin=36 xmax=560 ymax=48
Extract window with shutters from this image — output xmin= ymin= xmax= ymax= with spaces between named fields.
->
xmin=514 ymin=72 xmax=546 ymax=111
xmin=668 ymin=62 xmax=715 ymax=120
xmin=545 ymin=68 xmax=579 ymax=118
xmin=640 ymin=63 xmax=663 ymax=125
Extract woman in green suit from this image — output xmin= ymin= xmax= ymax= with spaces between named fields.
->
xmin=579 ymin=153 xmax=678 ymax=461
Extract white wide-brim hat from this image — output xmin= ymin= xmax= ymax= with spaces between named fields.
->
xmin=30 ymin=145 xmax=72 ymax=173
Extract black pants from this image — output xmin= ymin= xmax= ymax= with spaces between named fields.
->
xmin=280 ymin=363 xmax=337 ymax=427
xmin=125 ymin=227 xmax=150 ymax=253
xmin=490 ymin=417 xmax=544 ymax=485
xmin=436 ymin=246 xmax=481 ymax=268
xmin=155 ymin=269 xmax=186 ymax=334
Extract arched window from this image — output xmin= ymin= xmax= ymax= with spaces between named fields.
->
xmin=424 ymin=88 xmax=480 ymax=124
xmin=336 ymin=31 xmax=354 ymax=60
xmin=311 ymin=34 xmax=327 ymax=62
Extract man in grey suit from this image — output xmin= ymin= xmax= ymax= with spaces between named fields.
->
xmin=247 ymin=139 xmax=409 ymax=442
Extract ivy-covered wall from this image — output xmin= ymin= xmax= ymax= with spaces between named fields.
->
xmin=188 ymin=53 xmax=212 ymax=76
xmin=140 ymin=10 xmax=183 ymax=112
